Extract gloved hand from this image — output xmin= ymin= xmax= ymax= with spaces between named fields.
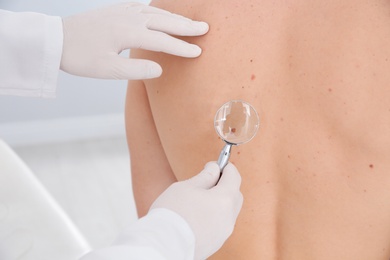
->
xmin=150 ymin=162 xmax=243 ymax=260
xmin=60 ymin=2 xmax=209 ymax=80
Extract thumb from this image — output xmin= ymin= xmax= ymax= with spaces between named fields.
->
xmin=186 ymin=162 xmax=220 ymax=189
xmin=216 ymin=163 xmax=242 ymax=190
xmin=109 ymin=56 xmax=163 ymax=80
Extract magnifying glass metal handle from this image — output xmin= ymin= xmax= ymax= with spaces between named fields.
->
xmin=217 ymin=142 xmax=233 ymax=172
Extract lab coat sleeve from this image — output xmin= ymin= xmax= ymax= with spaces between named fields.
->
xmin=0 ymin=9 xmax=63 ymax=98
xmin=80 ymin=208 xmax=196 ymax=260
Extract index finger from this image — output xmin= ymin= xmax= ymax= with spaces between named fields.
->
xmin=146 ymin=13 xmax=209 ymax=36
xmin=127 ymin=30 xmax=202 ymax=58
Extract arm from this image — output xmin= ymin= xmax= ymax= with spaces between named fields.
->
xmin=0 ymin=4 xmax=208 ymax=98
xmin=80 ymin=163 xmax=243 ymax=260
xmin=125 ymin=80 xmax=177 ymax=217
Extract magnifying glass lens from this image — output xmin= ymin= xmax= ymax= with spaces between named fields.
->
xmin=214 ymin=100 xmax=259 ymax=145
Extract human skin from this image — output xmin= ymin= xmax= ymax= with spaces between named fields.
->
xmin=125 ymin=0 xmax=390 ymax=259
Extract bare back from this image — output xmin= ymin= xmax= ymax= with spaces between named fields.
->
xmin=126 ymin=0 xmax=390 ymax=259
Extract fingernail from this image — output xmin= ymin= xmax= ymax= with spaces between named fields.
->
xmin=194 ymin=21 xmax=209 ymax=33
xmin=188 ymin=21 xmax=209 ymax=35
xmin=148 ymin=65 xmax=162 ymax=79
xmin=204 ymin=162 xmax=220 ymax=173
xmin=188 ymin=44 xmax=202 ymax=57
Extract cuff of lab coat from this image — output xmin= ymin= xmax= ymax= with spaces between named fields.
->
xmin=41 ymin=15 xmax=63 ymax=98
xmin=115 ymin=208 xmax=196 ymax=260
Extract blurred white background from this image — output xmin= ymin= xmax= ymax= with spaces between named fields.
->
xmin=0 ymin=0 xmax=151 ymax=255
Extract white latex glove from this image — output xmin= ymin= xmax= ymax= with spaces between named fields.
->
xmin=151 ymin=162 xmax=243 ymax=260
xmin=60 ymin=2 xmax=209 ymax=80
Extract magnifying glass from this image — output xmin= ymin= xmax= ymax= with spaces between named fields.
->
xmin=214 ymin=100 xmax=260 ymax=171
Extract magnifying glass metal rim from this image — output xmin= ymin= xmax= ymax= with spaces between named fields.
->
xmin=214 ymin=99 xmax=260 ymax=145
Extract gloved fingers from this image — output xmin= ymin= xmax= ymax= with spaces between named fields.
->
xmin=126 ymin=30 xmax=202 ymax=58
xmin=215 ymin=163 xmax=243 ymax=220
xmin=121 ymin=3 xmax=208 ymax=36
xmin=138 ymin=4 xmax=175 ymax=15
xmin=146 ymin=13 xmax=209 ymax=36
xmin=216 ymin=163 xmax=242 ymax=191
xmin=186 ymin=162 xmax=221 ymax=189
xmin=104 ymin=2 xmax=171 ymax=16
xmin=214 ymin=163 xmax=244 ymax=220
xmin=106 ymin=56 xmax=162 ymax=80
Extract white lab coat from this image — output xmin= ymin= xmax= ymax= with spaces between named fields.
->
xmin=81 ymin=208 xmax=195 ymax=260
xmin=0 ymin=9 xmax=196 ymax=260
xmin=0 ymin=9 xmax=62 ymax=98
